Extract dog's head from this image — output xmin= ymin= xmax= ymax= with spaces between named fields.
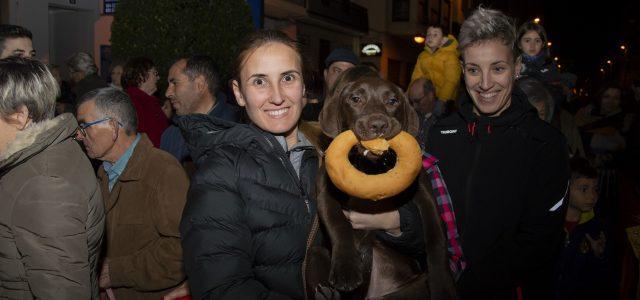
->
xmin=319 ymin=68 xmax=419 ymax=141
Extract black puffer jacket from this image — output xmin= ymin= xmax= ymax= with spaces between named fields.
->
xmin=520 ymin=54 xmax=561 ymax=85
xmin=178 ymin=115 xmax=319 ymax=300
xmin=428 ymin=88 xmax=570 ymax=299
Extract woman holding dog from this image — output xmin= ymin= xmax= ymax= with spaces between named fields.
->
xmin=178 ymin=30 xmax=426 ymax=299
xmin=427 ymin=7 xmax=570 ymax=299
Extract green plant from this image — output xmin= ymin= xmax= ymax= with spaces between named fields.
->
xmin=111 ymin=0 xmax=254 ymax=85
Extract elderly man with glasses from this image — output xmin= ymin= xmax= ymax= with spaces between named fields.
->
xmin=75 ymin=87 xmax=189 ymax=299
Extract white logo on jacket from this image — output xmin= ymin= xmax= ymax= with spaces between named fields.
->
xmin=440 ymin=129 xmax=458 ymax=135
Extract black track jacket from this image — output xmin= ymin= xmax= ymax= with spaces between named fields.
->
xmin=427 ymin=88 xmax=570 ymax=299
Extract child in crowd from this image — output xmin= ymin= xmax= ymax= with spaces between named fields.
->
xmin=555 ymin=157 xmax=615 ymax=299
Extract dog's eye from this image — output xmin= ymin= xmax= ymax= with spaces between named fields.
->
xmin=386 ymin=98 xmax=399 ymax=105
xmin=350 ymin=96 xmax=361 ymax=103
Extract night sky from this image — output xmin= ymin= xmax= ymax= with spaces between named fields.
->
xmin=477 ymin=0 xmax=639 ymax=88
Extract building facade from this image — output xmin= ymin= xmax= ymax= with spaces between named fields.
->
xmin=0 ymin=0 xmax=106 ymax=78
xmin=264 ymin=0 xmax=469 ymax=89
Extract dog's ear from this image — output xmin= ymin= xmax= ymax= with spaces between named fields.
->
xmin=395 ymin=84 xmax=420 ymax=137
xmin=318 ymin=93 xmax=342 ymax=138
xmin=319 ymin=81 xmax=352 ymax=138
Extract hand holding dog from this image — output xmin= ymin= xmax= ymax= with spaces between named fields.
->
xmin=343 ymin=209 xmax=402 ymax=236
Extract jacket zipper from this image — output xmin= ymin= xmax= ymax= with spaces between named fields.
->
xmin=259 ymin=131 xmax=320 ymax=298
xmin=277 ymin=154 xmax=311 ymax=214
xmin=302 ymin=215 xmax=320 ymax=300
xmin=261 ymin=132 xmax=312 ymax=214
xmin=464 ymin=140 xmax=482 ymax=232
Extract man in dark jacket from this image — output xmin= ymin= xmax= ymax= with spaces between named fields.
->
xmin=301 ymin=48 xmax=359 ymax=121
xmin=161 ymin=55 xmax=238 ymax=168
xmin=428 ymin=7 xmax=570 ymax=299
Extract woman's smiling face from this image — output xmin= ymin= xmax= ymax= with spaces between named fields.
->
xmin=462 ymin=39 xmax=516 ymax=117
xmin=232 ymin=42 xmax=305 ymax=140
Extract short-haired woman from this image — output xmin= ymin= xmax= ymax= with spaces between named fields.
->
xmin=0 ymin=57 xmax=104 ymax=299
xmin=427 ymin=7 xmax=570 ymax=299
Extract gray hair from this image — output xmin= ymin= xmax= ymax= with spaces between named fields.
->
xmin=0 ymin=57 xmax=57 ymax=122
xmin=77 ymin=87 xmax=138 ymax=135
xmin=67 ymin=52 xmax=98 ymax=75
xmin=458 ymin=7 xmax=517 ymax=61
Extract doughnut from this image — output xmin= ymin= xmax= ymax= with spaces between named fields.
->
xmin=324 ymin=130 xmax=422 ymax=200
xmin=360 ymin=138 xmax=389 ymax=156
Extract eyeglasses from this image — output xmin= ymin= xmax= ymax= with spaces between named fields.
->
xmin=75 ymin=117 xmax=122 ymax=138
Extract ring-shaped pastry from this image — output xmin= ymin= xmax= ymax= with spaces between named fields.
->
xmin=324 ymin=130 xmax=422 ymax=200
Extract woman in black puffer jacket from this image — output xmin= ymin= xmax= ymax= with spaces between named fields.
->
xmin=179 ymin=114 xmax=321 ymax=299
xmin=179 ymin=29 xmax=427 ymax=300
xmin=178 ymin=30 xmax=321 ymax=299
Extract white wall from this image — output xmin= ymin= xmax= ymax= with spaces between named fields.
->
xmin=5 ymin=0 xmax=50 ymax=61
xmin=49 ymin=8 xmax=96 ymax=77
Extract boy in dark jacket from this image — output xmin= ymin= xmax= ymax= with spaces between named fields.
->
xmin=554 ymin=157 xmax=614 ymax=299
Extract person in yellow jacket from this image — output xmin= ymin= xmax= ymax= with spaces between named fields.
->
xmin=411 ymin=24 xmax=461 ymax=102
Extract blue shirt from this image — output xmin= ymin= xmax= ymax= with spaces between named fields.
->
xmin=103 ymin=134 xmax=141 ymax=191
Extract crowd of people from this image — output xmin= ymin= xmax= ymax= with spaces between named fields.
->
xmin=0 ymin=5 xmax=638 ymax=300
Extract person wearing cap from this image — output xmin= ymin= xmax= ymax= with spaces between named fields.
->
xmin=302 ymin=47 xmax=359 ymax=121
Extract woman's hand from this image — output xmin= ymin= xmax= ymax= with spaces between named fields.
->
xmin=343 ymin=209 xmax=402 ymax=236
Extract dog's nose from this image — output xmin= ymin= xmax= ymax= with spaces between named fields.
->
xmin=368 ymin=119 xmax=388 ymax=135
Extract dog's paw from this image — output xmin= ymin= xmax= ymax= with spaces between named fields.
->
xmin=328 ymin=254 xmax=364 ymax=292
xmin=315 ymin=284 xmax=342 ymax=300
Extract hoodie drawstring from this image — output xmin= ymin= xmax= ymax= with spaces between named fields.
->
xmin=467 ymin=122 xmax=477 ymax=136
xmin=467 ymin=122 xmax=493 ymax=136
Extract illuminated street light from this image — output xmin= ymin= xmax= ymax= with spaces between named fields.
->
xmin=600 ymin=68 xmax=605 ymax=72
xmin=620 ymin=45 xmax=626 ymax=50
xmin=554 ymin=57 xmax=559 ymax=61
xmin=534 ymin=17 xmax=540 ymax=24
xmin=547 ymin=42 xmax=552 ymax=47
xmin=413 ymin=34 xmax=425 ymax=44
xmin=606 ymin=60 xmax=612 ymax=64
xmin=558 ymin=64 xmax=562 ymax=68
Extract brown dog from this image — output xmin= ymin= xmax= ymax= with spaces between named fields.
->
xmin=304 ymin=67 xmax=456 ymax=299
